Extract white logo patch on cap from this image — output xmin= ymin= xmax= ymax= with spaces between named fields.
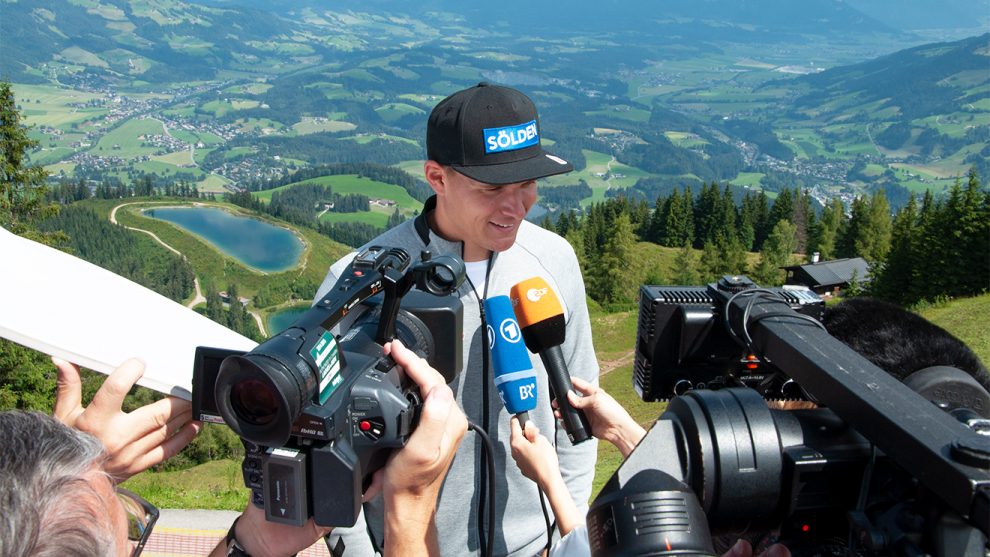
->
xmin=545 ymin=154 xmax=568 ymax=165
xmin=484 ymin=120 xmax=539 ymax=154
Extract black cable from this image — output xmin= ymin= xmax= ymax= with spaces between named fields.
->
xmin=468 ymin=421 xmax=496 ymax=557
xmin=539 ymin=488 xmax=553 ymax=555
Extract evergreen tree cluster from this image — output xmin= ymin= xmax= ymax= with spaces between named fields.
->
xmin=36 ymin=205 xmax=196 ymax=303
xmin=331 ymin=193 xmax=370 ymax=213
xmin=226 ymin=187 xmax=388 ymax=248
xmin=269 ymin=183 xmax=333 ymax=224
xmin=539 ymin=182 xmax=594 ymax=212
xmin=542 ymin=169 xmax=988 ymax=308
xmin=246 ymin=162 xmax=432 ymax=203
xmin=871 ymin=170 xmax=989 ymax=306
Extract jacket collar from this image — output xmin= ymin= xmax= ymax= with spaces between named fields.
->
xmin=414 ymin=195 xmax=437 ymax=245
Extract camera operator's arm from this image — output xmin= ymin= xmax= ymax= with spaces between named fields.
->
xmin=52 ymin=357 xmax=202 ymax=482
xmin=563 ymin=377 xmax=646 ymax=458
xmin=381 ymin=339 xmax=469 ymax=557
xmin=509 ymin=417 xmax=583 ymax=536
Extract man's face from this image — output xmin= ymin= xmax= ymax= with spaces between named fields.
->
xmin=428 ymin=163 xmax=537 ymax=262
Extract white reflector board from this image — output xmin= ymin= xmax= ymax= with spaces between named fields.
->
xmin=0 ymin=226 xmax=258 ymax=400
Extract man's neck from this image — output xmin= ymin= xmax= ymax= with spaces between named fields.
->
xmin=427 ymin=210 xmax=490 ymax=262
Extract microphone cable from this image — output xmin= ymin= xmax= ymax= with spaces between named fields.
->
xmin=468 ymin=420 xmax=496 ymax=557
xmin=539 ymin=488 xmax=553 ymax=555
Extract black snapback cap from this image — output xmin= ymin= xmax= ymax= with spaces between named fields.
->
xmin=426 ymin=82 xmax=573 ymax=185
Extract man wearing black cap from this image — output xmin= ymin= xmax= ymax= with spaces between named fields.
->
xmin=315 ymin=83 xmax=600 ymax=556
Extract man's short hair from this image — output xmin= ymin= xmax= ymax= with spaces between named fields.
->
xmin=822 ymin=297 xmax=990 ymax=392
xmin=0 ymin=411 xmax=117 ymax=557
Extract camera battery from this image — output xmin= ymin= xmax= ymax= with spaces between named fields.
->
xmin=262 ymin=447 xmax=308 ymax=527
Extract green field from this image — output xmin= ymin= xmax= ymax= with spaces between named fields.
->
xmin=543 ymin=149 xmax=652 ymax=205
xmin=319 ymin=209 xmax=391 ymax=228
xmin=375 ymin=102 xmax=425 ymax=122
xmin=253 ymin=174 xmax=423 ymax=213
xmin=291 ymin=116 xmax=356 ymax=135
xmin=13 ymin=82 xmax=106 ymax=128
xmin=90 ymin=118 xmax=166 ymax=158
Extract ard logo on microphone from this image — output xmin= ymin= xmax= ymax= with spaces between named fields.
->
xmin=499 ymin=318 xmax=522 ymax=344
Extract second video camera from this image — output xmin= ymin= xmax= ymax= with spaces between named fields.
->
xmin=192 ymin=246 xmax=464 ymax=527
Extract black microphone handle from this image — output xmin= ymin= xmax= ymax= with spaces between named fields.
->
xmin=539 ymin=345 xmax=592 ymax=444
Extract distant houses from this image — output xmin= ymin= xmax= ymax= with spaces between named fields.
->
xmin=218 ymin=291 xmax=250 ymax=307
xmin=783 ymin=256 xmax=870 ymax=297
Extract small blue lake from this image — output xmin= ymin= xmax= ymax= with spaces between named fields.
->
xmin=143 ymin=206 xmax=303 ymax=273
xmin=268 ymin=305 xmax=311 ymax=335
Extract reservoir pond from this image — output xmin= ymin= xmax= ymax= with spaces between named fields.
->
xmin=267 ymin=305 xmax=311 ymax=335
xmin=143 ymin=206 xmax=303 ymax=272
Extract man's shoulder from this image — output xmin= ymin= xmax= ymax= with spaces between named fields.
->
xmin=516 ymin=221 xmax=573 ymax=253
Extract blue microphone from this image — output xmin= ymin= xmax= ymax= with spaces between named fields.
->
xmin=484 ymin=295 xmax=538 ymax=423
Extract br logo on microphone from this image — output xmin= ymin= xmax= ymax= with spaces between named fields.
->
xmin=526 ymin=287 xmax=548 ymax=303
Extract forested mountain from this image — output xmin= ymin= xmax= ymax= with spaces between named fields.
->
xmin=843 ymin=0 xmax=990 ymax=31
xmin=1 ymin=0 xmax=905 ymax=85
xmin=786 ymin=33 xmax=990 ymax=120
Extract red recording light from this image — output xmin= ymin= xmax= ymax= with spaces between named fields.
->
xmin=802 ymin=524 xmax=810 ymax=533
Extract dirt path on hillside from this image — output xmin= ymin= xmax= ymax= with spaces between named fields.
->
xmin=110 ymin=202 xmax=207 ymax=309
xmin=598 ymin=351 xmax=635 ymax=376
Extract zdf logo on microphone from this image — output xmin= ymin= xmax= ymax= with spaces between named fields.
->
xmin=526 ymin=287 xmax=548 ymax=303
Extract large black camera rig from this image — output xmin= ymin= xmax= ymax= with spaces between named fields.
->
xmin=589 ymin=276 xmax=989 ymax=556
xmin=192 ymin=246 xmax=464 ymax=527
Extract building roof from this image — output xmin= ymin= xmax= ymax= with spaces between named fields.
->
xmin=784 ymin=257 xmax=871 ymax=287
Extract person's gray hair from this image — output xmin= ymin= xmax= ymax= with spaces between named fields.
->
xmin=0 ymin=410 xmax=118 ymax=557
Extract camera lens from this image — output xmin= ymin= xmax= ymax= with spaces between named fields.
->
xmin=216 ymin=350 xmax=312 ymax=447
xmin=231 ymin=378 xmax=278 ymax=426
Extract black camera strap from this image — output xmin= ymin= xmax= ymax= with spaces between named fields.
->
xmin=465 ymin=249 xmax=496 ymax=557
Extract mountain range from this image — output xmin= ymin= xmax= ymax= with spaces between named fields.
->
xmin=3 ymin=0 xmax=987 ymax=84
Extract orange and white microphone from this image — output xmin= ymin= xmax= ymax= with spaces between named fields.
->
xmin=509 ymin=277 xmax=591 ymax=444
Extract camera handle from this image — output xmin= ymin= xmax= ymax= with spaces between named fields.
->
xmin=375 ymin=251 xmax=466 ymax=345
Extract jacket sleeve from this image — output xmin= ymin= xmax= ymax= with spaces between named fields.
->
xmin=554 ymin=265 xmax=600 ymax=517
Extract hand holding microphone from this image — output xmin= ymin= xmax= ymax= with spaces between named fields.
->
xmin=483 ymin=295 xmax=539 ymax=424
xmin=509 ymin=277 xmax=592 ymax=444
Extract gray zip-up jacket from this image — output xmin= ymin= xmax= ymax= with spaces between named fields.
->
xmin=314 ymin=197 xmax=599 ymax=556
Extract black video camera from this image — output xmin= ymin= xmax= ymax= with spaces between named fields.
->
xmin=588 ymin=276 xmax=989 ymax=556
xmin=633 ymin=275 xmax=825 ymax=401
xmin=192 ymin=246 xmax=465 ymax=527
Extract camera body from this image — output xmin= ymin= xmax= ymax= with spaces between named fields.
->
xmin=590 ymin=276 xmax=989 ymax=556
xmin=633 ymin=276 xmax=825 ymax=401
xmin=192 ymin=246 xmax=465 ymax=527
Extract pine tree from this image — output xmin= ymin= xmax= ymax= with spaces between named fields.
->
xmin=1 ymin=81 xmax=60 ymax=243
xmin=723 ymin=233 xmax=750 ymax=276
xmin=693 ymin=182 xmax=721 ymax=248
xmin=792 ymin=189 xmax=811 ymax=255
xmin=646 ymin=195 xmax=665 ymax=244
xmin=960 ymin=169 xmax=990 ymax=296
xmin=662 ymin=187 xmax=696 ymax=248
xmin=766 ymin=188 xmax=793 ymax=243
xmin=750 ymin=191 xmax=771 ymax=251
xmin=751 ymin=219 xmax=798 ymax=286
xmin=856 ymin=190 xmax=891 ymax=265
xmin=870 ymin=195 xmax=919 ymax=304
xmin=814 ymin=197 xmax=845 ymax=261
xmin=838 ymin=195 xmax=868 ymax=259
xmin=672 ymin=239 xmax=699 ymax=284
xmin=699 ymin=240 xmax=722 ymax=282
xmin=591 ymin=213 xmax=638 ymax=304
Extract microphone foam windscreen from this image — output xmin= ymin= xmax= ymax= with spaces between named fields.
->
xmin=510 ymin=277 xmax=566 ymax=351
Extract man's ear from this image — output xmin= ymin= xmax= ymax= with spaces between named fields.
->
xmin=424 ymin=161 xmax=447 ymax=196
